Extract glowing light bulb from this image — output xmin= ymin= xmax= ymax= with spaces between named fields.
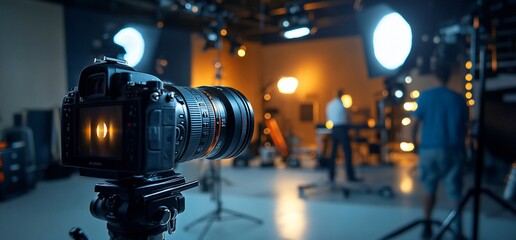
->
xmin=220 ymin=29 xmax=228 ymax=36
xmin=400 ymin=142 xmax=414 ymax=152
xmin=394 ymin=90 xmax=404 ymax=98
xmin=465 ymin=73 xmax=473 ymax=81
xmin=410 ymin=90 xmax=420 ymax=99
xmin=401 ymin=117 xmax=411 ymax=126
xmin=326 ymin=120 xmax=334 ymax=130
xmin=405 ymin=76 xmax=412 ymax=84
xmin=277 ymin=77 xmax=298 ymax=94
xmin=237 ymin=46 xmax=246 ymax=57
xmin=367 ymin=118 xmax=376 ymax=128
xmin=403 ymin=102 xmax=418 ymax=111
xmin=465 ymin=61 xmax=472 ymax=69
xmin=341 ymin=94 xmax=353 ymax=108
xmin=465 ymin=82 xmax=473 ymax=90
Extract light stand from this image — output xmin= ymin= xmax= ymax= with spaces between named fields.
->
xmin=183 ymin=160 xmax=263 ymax=240
xmin=183 ymin=46 xmax=262 ymax=240
xmin=380 ymin=2 xmax=516 ymax=239
xmin=431 ymin=38 xmax=516 ymax=240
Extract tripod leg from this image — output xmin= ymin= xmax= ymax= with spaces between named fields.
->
xmin=222 ymin=208 xmax=263 ymax=224
xmin=481 ymin=188 xmax=516 ymax=215
xmin=432 ymin=190 xmax=473 ymax=240
xmin=184 ymin=210 xmax=217 ymax=231
xmin=378 ymin=220 xmax=425 ymax=240
xmin=197 ymin=214 xmax=217 ymax=240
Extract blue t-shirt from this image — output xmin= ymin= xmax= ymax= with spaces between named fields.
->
xmin=413 ymin=86 xmax=468 ymax=149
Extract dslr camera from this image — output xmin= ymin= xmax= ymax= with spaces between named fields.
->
xmin=61 ymin=57 xmax=254 ymax=239
xmin=61 ymin=57 xmax=254 ymax=178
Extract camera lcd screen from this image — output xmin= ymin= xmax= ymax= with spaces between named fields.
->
xmin=77 ymin=105 xmax=123 ymax=159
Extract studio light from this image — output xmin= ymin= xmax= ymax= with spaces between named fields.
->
xmin=113 ymin=27 xmax=145 ymax=67
xmin=283 ymin=27 xmax=311 ymax=39
xmin=229 ymin=38 xmax=246 ymax=57
xmin=277 ymin=77 xmax=298 ymax=94
xmin=283 ymin=27 xmax=310 ymax=39
xmin=373 ymin=12 xmax=412 ymax=70
xmin=357 ymin=4 xmax=413 ymax=77
xmin=202 ymin=20 xmax=223 ymax=51
xmin=279 ymin=2 xmax=314 ymax=39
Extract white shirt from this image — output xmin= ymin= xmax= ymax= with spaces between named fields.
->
xmin=326 ymin=98 xmax=349 ymax=126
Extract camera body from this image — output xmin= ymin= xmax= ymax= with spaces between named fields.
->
xmin=62 ymin=58 xmax=182 ymax=177
xmin=62 ymin=57 xmax=254 ymax=178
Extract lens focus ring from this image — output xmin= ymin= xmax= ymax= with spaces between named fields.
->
xmin=170 ymin=86 xmax=254 ymax=163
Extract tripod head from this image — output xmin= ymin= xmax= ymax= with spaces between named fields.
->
xmin=89 ymin=170 xmax=198 ymax=240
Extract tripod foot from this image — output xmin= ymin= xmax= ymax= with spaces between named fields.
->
xmin=223 ymin=208 xmax=263 ymax=224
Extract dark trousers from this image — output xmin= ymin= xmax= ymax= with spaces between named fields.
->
xmin=328 ymin=125 xmax=355 ymax=182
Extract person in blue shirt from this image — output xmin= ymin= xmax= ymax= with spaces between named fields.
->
xmin=411 ymin=62 xmax=469 ymax=239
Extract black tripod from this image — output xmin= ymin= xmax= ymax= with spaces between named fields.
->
xmin=183 ymin=160 xmax=263 ymax=240
xmin=431 ymin=36 xmax=516 ymax=240
xmin=70 ymin=171 xmax=199 ymax=240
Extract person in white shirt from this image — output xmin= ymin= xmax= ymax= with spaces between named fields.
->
xmin=326 ymin=89 xmax=358 ymax=182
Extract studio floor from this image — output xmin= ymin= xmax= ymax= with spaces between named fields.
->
xmin=0 ymin=154 xmax=515 ymax=240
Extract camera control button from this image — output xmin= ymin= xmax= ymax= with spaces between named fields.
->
xmin=148 ymin=126 xmax=162 ymax=150
xmin=175 ymin=94 xmax=184 ymax=104
xmin=149 ymin=109 xmax=162 ymax=126
xmin=163 ymin=108 xmax=174 ymax=126
xmin=176 ymin=126 xmax=185 ymax=142
xmin=163 ymin=127 xmax=174 ymax=163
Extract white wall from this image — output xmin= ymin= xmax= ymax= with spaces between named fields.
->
xmin=0 ymin=0 xmax=67 ymax=131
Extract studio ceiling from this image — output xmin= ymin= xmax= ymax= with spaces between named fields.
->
xmin=43 ymin=0 xmax=472 ymax=44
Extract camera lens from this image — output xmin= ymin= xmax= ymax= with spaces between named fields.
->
xmin=172 ymin=86 xmax=254 ymax=163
